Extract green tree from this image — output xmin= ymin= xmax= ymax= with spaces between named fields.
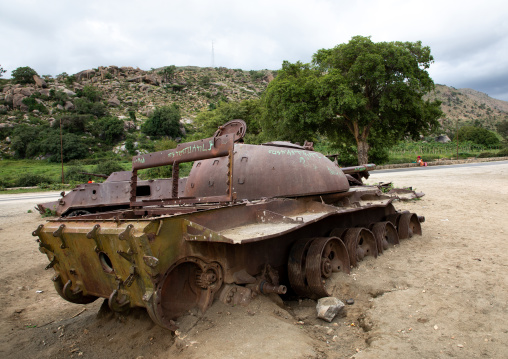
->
xmin=262 ymin=36 xmax=442 ymax=164
xmin=11 ymin=125 xmax=87 ymax=161
xmin=0 ymin=65 xmax=6 ymax=78
xmin=158 ymin=65 xmax=176 ymax=83
xmin=77 ymin=85 xmax=103 ymax=102
xmin=11 ymin=66 xmax=38 ymax=85
xmin=92 ymin=117 xmax=125 ymax=143
xmin=496 ymin=120 xmax=508 ymax=142
xmin=141 ymin=105 xmax=182 ymax=138
xmin=458 ymin=125 xmax=499 ymax=146
xmin=74 ymin=98 xmax=108 ymax=117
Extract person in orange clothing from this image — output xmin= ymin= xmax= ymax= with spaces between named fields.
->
xmin=417 ymin=156 xmax=428 ymax=167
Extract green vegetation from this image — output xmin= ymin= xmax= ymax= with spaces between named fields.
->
xmin=496 ymin=120 xmax=508 ymax=142
xmin=11 ymin=66 xmax=38 ymax=84
xmin=0 ymin=159 xmax=131 ymax=190
xmin=457 ymin=126 xmax=499 ymax=146
xmin=388 ymin=140 xmax=504 ymax=164
xmin=141 ymin=105 xmax=182 ymax=138
xmin=261 ymin=36 xmax=442 ymax=164
xmin=0 ymin=64 xmax=6 ymax=78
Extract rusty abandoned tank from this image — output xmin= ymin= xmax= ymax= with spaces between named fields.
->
xmin=34 ymin=120 xmax=424 ymax=330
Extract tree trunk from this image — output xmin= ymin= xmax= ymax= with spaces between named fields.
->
xmin=356 ymin=139 xmax=369 ymax=165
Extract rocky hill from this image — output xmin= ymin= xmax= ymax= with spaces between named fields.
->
xmin=426 ymin=84 xmax=508 ymax=132
xmin=0 ymin=65 xmax=273 ymax=123
xmin=0 ymin=66 xmax=507 ymax=159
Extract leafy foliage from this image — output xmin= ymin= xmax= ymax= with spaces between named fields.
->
xmin=141 ymin=105 xmax=182 ymax=138
xmin=74 ymin=98 xmax=108 ymax=117
xmin=76 ymin=85 xmax=103 ymax=102
xmin=55 ymin=114 xmax=92 ymax=133
xmin=94 ymin=160 xmax=126 ymax=176
xmin=458 ymin=125 xmax=499 ymax=146
xmin=262 ymin=36 xmax=443 ymax=164
xmin=22 ymin=96 xmax=48 ymax=114
xmin=11 ymin=124 xmax=88 ymax=162
xmin=15 ymin=173 xmax=53 ymax=187
xmin=11 ymin=66 xmax=38 ymax=85
xmin=91 ymin=117 xmax=125 ymax=143
xmin=64 ymin=165 xmax=90 ymax=183
xmin=0 ymin=64 xmax=6 ymax=78
xmin=158 ymin=65 xmax=176 ymax=83
xmin=496 ymin=120 xmax=508 ymax=142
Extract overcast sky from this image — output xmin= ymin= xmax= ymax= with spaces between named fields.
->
xmin=2 ymin=0 xmax=508 ymax=100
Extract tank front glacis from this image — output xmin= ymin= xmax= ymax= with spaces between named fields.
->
xmin=34 ymin=120 xmax=425 ymax=331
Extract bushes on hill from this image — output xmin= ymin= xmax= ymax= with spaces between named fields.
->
xmin=91 ymin=117 xmax=125 ymax=143
xmin=11 ymin=66 xmax=38 ymax=85
xmin=141 ymin=105 xmax=182 ymax=138
xmin=11 ymin=125 xmax=88 ymax=162
xmin=458 ymin=126 xmax=499 ymax=146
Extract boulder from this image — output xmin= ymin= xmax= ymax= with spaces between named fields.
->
xmin=263 ymin=72 xmax=275 ymax=82
xmin=143 ymin=75 xmax=159 ymax=86
xmin=33 ymin=75 xmax=47 ymax=88
xmin=316 ymin=297 xmax=345 ymax=322
xmin=64 ymin=101 xmax=75 ymax=111
xmin=56 ymin=87 xmax=76 ymax=96
xmin=4 ymin=93 xmax=13 ymax=105
xmin=108 ymin=96 xmax=121 ymax=107
xmin=74 ymin=69 xmax=96 ymax=81
xmin=435 ymin=135 xmax=451 ymax=143
xmin=39 ymin=88 xmax=51 ymax=97
xmin=124 ymin=121 xmax=136 ymax=131
xmin=14 ymin=87 xmax=34 ymax=96
xmin=13 ymin=94 xmax=27 ymax=110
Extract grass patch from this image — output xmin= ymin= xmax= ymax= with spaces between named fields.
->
xmin=0 ymin=159 xmax=131 ymax=189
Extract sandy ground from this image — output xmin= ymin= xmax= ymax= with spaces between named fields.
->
xmin=1 ymin=162 xmax=507 ymax=359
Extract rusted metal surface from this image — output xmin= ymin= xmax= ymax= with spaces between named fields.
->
xmin=34 ymin=122 xmax=426 ymax=331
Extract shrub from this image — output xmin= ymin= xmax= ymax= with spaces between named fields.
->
xmin=496 ymin=147 xmax=508 ymax=157
xmin=92 ymin=117 xmax=125 ymax=143
xmin=55 ymin=114 xmax=92 ymax=133
xmin=141 ymin=105 xmax=182 ymax=138
xmin=94 ymin=160 xmax=125 ymax=176
xmin=11 ymin=66 xmax=38 ymax=85
xmin=15 ymin=173 xmax=53 ymax=187
xmin=49 ymin=89 xmax=69 ymax=106
xmin=77 ymin=85 xmax=103 ymax=102
xmin=65 ymin=165 xmax=90 ymax=183
xmin=21 ymin=96 xmax=48 ymax=114
xmin=477 ymin=152 xmax=494 ymax=158
xmin=458 ymin=126 xmax=499 ymax=146
xmin=74 ymin=98 xmax=108 ymax=117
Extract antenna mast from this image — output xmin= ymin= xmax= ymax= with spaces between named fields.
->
xmin=211 ymin=41 xmax=215 ymax=68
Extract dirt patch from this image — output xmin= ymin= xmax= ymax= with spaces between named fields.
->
xmin=1 ymin=162 xmax=507 ymax=358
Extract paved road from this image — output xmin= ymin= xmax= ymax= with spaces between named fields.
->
xmin=0 ymin=191 xmax=61 ymax=205
xmin=372 ymin=160 xmax=508 ymax=174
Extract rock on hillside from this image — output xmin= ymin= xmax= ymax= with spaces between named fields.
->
xmin=426 ymin=84 xmax=508 ymax=131
xmin=0 ymin=65 xmax=273 ymax=123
